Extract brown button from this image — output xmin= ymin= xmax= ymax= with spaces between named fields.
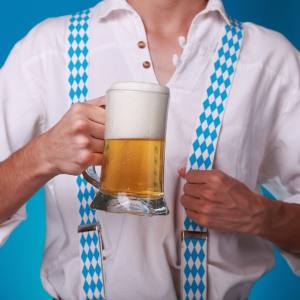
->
xmin=138 ymin=40 xmax=146 ymax=49
xmin=143 ymin=61 xmax=151 ymax=68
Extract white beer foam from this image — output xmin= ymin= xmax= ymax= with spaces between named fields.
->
xmin=105 ymin=83 xmax=169 ymax=140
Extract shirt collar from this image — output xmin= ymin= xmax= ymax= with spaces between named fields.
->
xmin=95 ymin=0 xmax=135 ymax=20
xmin=203 ymin=0 xmax=230 ymax=25
xmin=94 ymin=0 xmax=231 ymax=25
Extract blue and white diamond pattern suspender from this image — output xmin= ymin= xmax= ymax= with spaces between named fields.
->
xmin=181 ymin=21 xmax=244 ymax=300
xmin=68 ymin=9 xmax=106 ymax=300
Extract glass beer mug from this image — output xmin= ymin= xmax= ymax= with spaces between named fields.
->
xmin=83 ymin=82 xmax=170 ymax=216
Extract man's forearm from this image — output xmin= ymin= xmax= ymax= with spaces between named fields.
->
xmin=0 ymin=135 xmax=54 ymax=223
xmin=260 ymin=199 xmax=300 ymax=257
xmin=0 ymin=98 xmax=106 ymax=224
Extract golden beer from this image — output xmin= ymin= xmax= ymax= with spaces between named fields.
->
xmin=100 ymin=139 xmax=164 ymax=199
xmin=84 ymin=81 xmax=170 ymax=215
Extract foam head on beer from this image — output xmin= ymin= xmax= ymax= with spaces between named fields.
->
xmin=105 ymin=81 xmax=169 ymax=140
xmin=100 ymin=82 xmax=170 ymax=200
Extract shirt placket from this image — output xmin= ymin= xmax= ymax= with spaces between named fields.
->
xmin=131 ymin=13 xmax=160 ymax=84
xmin=108 ymin=11 xmax=158 ymax=84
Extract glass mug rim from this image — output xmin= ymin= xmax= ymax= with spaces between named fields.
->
xmin=107 ymin=81 xmax=170 ymax=95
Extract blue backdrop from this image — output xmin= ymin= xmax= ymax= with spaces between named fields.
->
xmin=1 ymin=1 xmax=300 ymax=299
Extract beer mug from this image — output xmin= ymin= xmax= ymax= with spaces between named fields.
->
xmin=83 ymin=82 xmax=170 ymax=216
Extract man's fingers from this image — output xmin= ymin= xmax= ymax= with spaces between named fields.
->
xmin=90 ymin=138 xmax=105 ymax=153
xmin=73 ymin=119 xmax=105 ymax=139
xmin=89 ymin=121 xmax=105 ymax=139
xmin=185 ymin=170 xmax=211 ymax=183
xmin=183 ymin=183 xmax=222 ymax=203
xmin=71 ymin=102 xmax=106 ymax=124
xmin=85 ymin=96 xmax=106 ymax=124
xmin=186 ymin=209 xmax=207 ymax=227
xmin=185 ymin=209 xmax=221 ymax=230
xmin=185 ymin=169 xmax=228 ymax=185
xmin=90 ymin=153 xmax=104 ymax=166
xmin=76 ymin=135 xmax=104 ymax=152
xmin=86 ymin=105 xmax=106 ymax=124
xmin=181 ymin=195 xmax=242 ymax=218
xmin=181 ymin=195 xmax=203 ymax=212
xmin=186 ymin=208 xmax=247 ymax=232
xmin=181 ymin=195 xmax=219 ymax=215
xmin=87 ymin=96 xmax=106 ymax=107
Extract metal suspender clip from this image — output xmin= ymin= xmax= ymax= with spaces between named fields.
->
xmin=181 ymin=230 xmax=208 ymax=240
xmin=78 ymin=222 xmax=105 ymax=254
xmin=78 ymin=223 xmax=101 ymax=233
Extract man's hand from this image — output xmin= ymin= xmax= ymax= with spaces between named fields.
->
xmin=179 ymin=169 xmax=269 ymax=236
xmin=37 ymin=97 xmax=106 ymax=176
xmin=0 ymin=97 xmax=106 ymax=223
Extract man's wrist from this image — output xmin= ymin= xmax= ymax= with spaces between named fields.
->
xmin=26 ymin=134 xmax=59 ymax=179
xmin=255 ymin=197 xmax=300 ymax=256
xmin=251 ymin=195 xmax=279 ymax=238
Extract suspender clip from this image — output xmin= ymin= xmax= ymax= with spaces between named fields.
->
xmin=181 ymin=230 xmax=208 ymax=240
xmin=77 ymin=222 xmax=101 ymax=233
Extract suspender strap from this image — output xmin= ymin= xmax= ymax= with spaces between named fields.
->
xmin=181 ymin=20 xmax=244 ymax=300
xmin=67 ymin=9 xmax=106 ymax=300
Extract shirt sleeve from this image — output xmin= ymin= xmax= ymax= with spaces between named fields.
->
xmin=258 ymin=83 xmax=300 ymax=275
xmin=0 ymin=38 xmax=47 ymax=246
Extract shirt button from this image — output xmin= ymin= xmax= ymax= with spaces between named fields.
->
xmin=143 ymin=61 xmax=151 ymax=68
xmin=138 ymin=41 xmax=146 ymax=49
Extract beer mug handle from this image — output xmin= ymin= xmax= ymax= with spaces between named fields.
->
xmin=82 ymin=166 xmax=100 ymax=189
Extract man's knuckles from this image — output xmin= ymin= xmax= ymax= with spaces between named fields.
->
xmin=185 ymin=170 xmax=199 ymax=182
xmin=75 ymin=135 xmax=91 ymax=149
xmin=72 ymin=118 xmax=89 ymax=133
xmin=187 ymin=210 xmax=211 ymax=227
xmin=201 ymin=203 xmax=214 ymax=214
xmin=87 ymin=96 xmax=106 ymax=107
xmin=209 ymin=170 xmax=227 ymax=184
xmin=185 ymin=169 xmax=229 ymax=185
xmin=183 ymin=183 xmax=217 ymax=200
xmin=183 ymin=182 xmax=204 ymax=195
xmin=202 ymin=188 xmax=217 ymax=200
xmin=70 ymin=101 xmax=105 ymax=119
xmin=70 ymin=103 xmax=86 ymax=115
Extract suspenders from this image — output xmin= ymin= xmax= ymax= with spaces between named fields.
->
xmin=181 ymin=21 xmax=244 ymax=300
xmin=68 ymin=9 xmax=106 ymax=300
xmin=67 ymin=9 xmax=244 ymax=300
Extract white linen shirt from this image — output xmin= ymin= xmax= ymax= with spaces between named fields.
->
xmin=1 ymin=0 xmax=300 ymax=299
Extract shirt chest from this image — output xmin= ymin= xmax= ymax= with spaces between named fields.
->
xmin=44 ymin=21 xmax=275 ymax=193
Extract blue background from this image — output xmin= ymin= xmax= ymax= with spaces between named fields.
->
xmin=1 ymin=1 xmax=300 ymax=299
